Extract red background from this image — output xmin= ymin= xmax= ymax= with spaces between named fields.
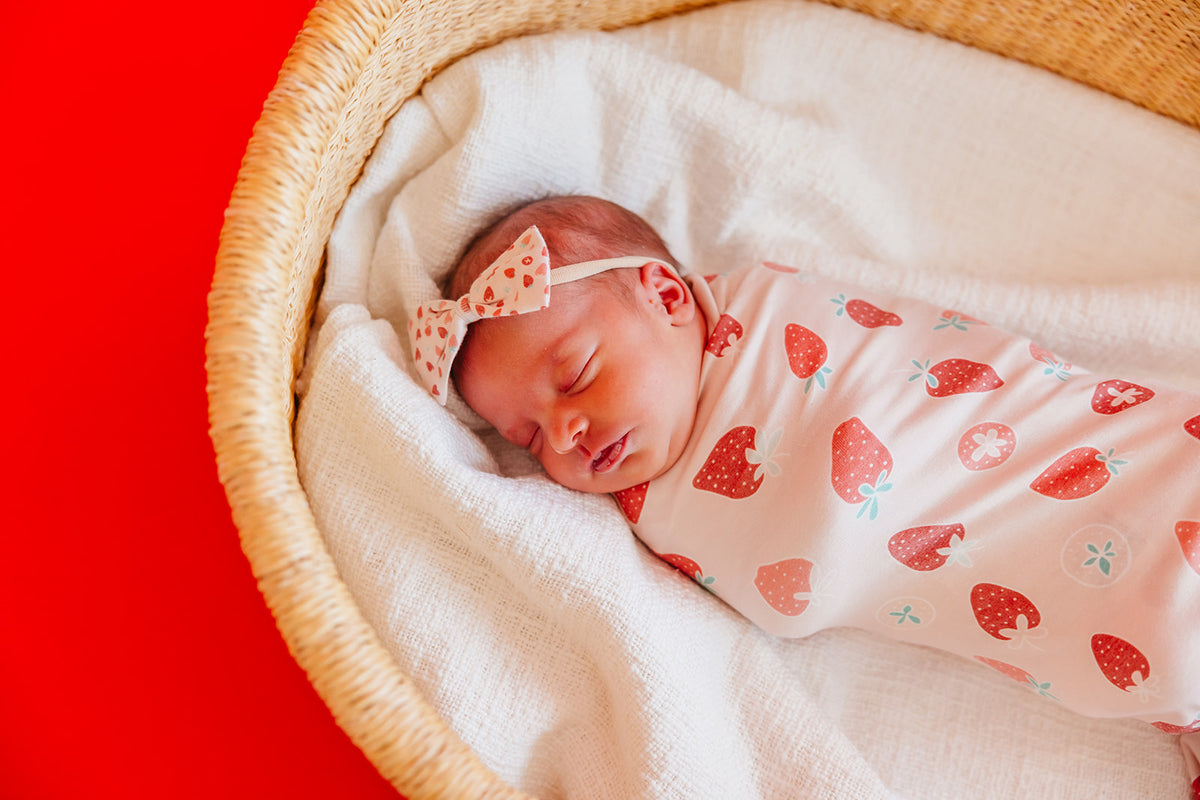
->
xmin=3 ymin=2 xmax=399 ymax=797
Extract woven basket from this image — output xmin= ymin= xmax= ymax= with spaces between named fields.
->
xmin=205 ymin=1 xmax=1199 ymax=797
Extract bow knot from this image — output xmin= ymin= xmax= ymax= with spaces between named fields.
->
xmin=409 ymin=226 xmax=552 ymax=402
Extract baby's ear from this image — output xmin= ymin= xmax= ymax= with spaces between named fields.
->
xmin=639 ymin=261 xmax=695 ymax=325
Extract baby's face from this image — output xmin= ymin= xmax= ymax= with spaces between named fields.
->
xmin=456 ymin=264 xmax=705 ymax=494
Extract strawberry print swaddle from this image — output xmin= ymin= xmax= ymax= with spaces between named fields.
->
xmin=617 ymin=262 xmax=1200 ymax=741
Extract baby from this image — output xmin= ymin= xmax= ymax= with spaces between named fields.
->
xmin=411 ymin=195 xmax=1200 ymax=778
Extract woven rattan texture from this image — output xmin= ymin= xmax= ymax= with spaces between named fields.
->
xmin=206 ymin=0 xmax=1199 ymax=796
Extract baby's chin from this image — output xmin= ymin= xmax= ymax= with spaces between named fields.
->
xmin=556 ymin=456 xmax=679 ymax=495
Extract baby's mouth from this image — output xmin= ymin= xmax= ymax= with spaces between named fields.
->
xmin=591 ymin=433 xmax=628 ymax=474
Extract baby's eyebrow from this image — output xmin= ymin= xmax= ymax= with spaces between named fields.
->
xmin=543 ymin=336 xmax=579 ymax=387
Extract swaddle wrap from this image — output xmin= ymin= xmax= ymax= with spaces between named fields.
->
xmin=622 ymin=261 xmax=1200 ymax=729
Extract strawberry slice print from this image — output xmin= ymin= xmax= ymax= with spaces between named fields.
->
xmin=705 ymin=313 xmax=743 ymax=358
xmin=1090 ymin=379 xmax=1155 ymax=414
xmin=957 ymin=421 xmax=1016 ymax=471
xmin=1030 ymin=446 xmax=1126 ymax=500
xmin=1029 ymin=343 xmax=1072 ymax=381
xmin=970 ymin=583 xmax=1045 ymax=648
xmin=1185 ymin=415 xmax=1200 ymax=441
xmin=831 ymin=294 xmax=902 ymax=328
xmin=693 ymin=425 xmax=782 ymax=499
xmin=831 ymin=417 xmax=893 ymax=520
xmin=975 ymin=656 xmax=1057 ymax=699
xmin=784 ymin=324 xmax=832 ymax=392
xmin=876 ymin=596 xmax=935 ymax=629
xmin=933 ymin=310 xmax=984 ymax=331
xmin=658 ymin=553 xmax=715 ymax=589
xmin=909 ymin=358 xmax=1004 ymax=396
xmin=1176 ymin=521 xmax=1200 ymax=577
xmin=613 ymin=482 xmax=648 ymax=524
xmin=1091 ymin=633 xmax=1159 ymax=699
xmin=888 ymin=524 xmax=978 ymax=571
xmin=755 ymin=558 xmax=816 ymax=616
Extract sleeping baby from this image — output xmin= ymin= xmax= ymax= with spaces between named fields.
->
xmin=409 ymin=195 xmax=1200 ymax=781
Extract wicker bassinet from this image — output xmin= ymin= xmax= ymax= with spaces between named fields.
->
xmin=205 ymin=1 xmax=1199 ymax=797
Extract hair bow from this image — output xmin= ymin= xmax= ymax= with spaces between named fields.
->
xmin=409 ymin=224 xmax=670 ymax=405
xmin=409 ymin=226 xmax=551 ymax=402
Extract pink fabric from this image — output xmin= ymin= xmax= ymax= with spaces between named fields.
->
xmin=619 ymin=262 xmax=1200 ymax=739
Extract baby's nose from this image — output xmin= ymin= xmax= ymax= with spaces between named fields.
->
xmin=547 ymin=409 xmax=587 ymax=456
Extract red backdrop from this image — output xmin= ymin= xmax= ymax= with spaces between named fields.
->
xmin=2 ymin=2 xmax=398 ymax=797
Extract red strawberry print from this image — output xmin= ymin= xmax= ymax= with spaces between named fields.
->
xmin=706 ymin=313 xmax=743 ymax=357
xmin=888 ymin=524 xmax=977 ymax=571
xmin=933 ymin=310 xmax=984 ymax=331
xmin=784 ymin=324 xmax=831 ymax=392
xmin=831 ymin=417 xmax=893 ymax=520
xmin=658 ymin=553 xmax=715 ymax=589
xmin=1030 ymin=446 xmax=1125 ymax=500
xmin=957 ymin=421 xmax=1016 ymax=471
xmin=1090 ymin=379 xmax=1155 ymax=414
xmin=910 ymin=358 xmax=1004 ymax=396
xmin=1176 ymin=521 xmax=1200 ymax=577
xmin=1150 ymin=719 xmax=1200 ymax=735
xmin=693 ymin=426 xmax=782 ymax=499
xmin=660 ymin=552 xmax=701 ymax=578
xmin=755 ymin=558 xmax=816 ymax=616
xmin=831 ymin=293 xmax=902 ymax=328
xmin=1186 ymin=415 xmax=1200 ymax=441
xmin=1029 ymin=342 xmax=1072 ymax=380
xmin=974 ymin=656 xmax=1057 ymax=699
xmin=970 ymin=583 xmax=1044 ymax=645
xmin=762 ymin=261 xmax=799 ymax=274
xmin=1091 ymin=633 xmax=1156 ymax=697
xmin=974 ymin=655 xmax=1032 ymax=683
xmin=613 ymin=482 xmax=648 ymax=524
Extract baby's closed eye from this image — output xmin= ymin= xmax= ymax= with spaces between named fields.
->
xmin=566 ymin=354 xmax=596 ymax=395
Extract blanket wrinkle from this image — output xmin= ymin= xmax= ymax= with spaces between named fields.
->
xmin=299 ymin=1 xmax=1200 ymax=797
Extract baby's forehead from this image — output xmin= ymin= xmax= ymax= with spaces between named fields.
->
xmin=470 ymin=273 xmax=624 ymax=354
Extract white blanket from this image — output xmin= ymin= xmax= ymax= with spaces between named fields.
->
xmin=296 ymin=1 xmax=1200 ymax=797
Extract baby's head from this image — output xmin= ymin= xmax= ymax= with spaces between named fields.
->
xmin=420 ymin=195 xmax=708 ymax=493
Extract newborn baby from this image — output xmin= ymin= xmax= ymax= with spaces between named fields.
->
xmin=409 ymin=195 xmax=1200 ymax=780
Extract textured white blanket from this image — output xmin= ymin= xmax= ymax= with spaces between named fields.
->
xmin=296 ymin=1 xmax=1200 ymax=797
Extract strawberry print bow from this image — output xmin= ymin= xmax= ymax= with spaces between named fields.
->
xmin=409 ymin=226 xmax=552 ymax=403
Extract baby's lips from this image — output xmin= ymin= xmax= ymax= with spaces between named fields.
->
xmin=591 ymin=433 xmax=628 ymax=474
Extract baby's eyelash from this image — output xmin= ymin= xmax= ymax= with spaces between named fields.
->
xmin=566 ymin=355 xmax=593 ymax=394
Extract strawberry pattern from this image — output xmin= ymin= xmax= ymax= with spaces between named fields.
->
xmin=1177 ymin=521 xmax=1200 ymax=577
xmin=956 ymin=421 xmax=1016 ymax=470
xmin=657 ymin=552 xmax=715 ymax=589
xmin=888 ymin=524 xmax=977 ymax=571
xmin=692 ymin=425 xmax=781 ymax=498
xmin=975 ymin=656 xmax=1058 ymax=700
xmin=620 ymin=262 xmax=1200 ymax=731
xmin=706 ymin=313 xmax=743 ymax=357
xmin=830 ymin=418 xmax=893 ymax=520
xmin=613 ymin=481 xmax=648 ymax=524
xmin=784 ymin=324 xmax=831 ymax=392
xmin=1090 ymin=379 xmax=1155 ymax=415
xmin=909 ymin=358 xmax=1004 ymax=396
xmin=1029 ymin=446 xmax=1125 ymax=500
xmin=1029 ymin=343 xmax=1072 ymax=381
